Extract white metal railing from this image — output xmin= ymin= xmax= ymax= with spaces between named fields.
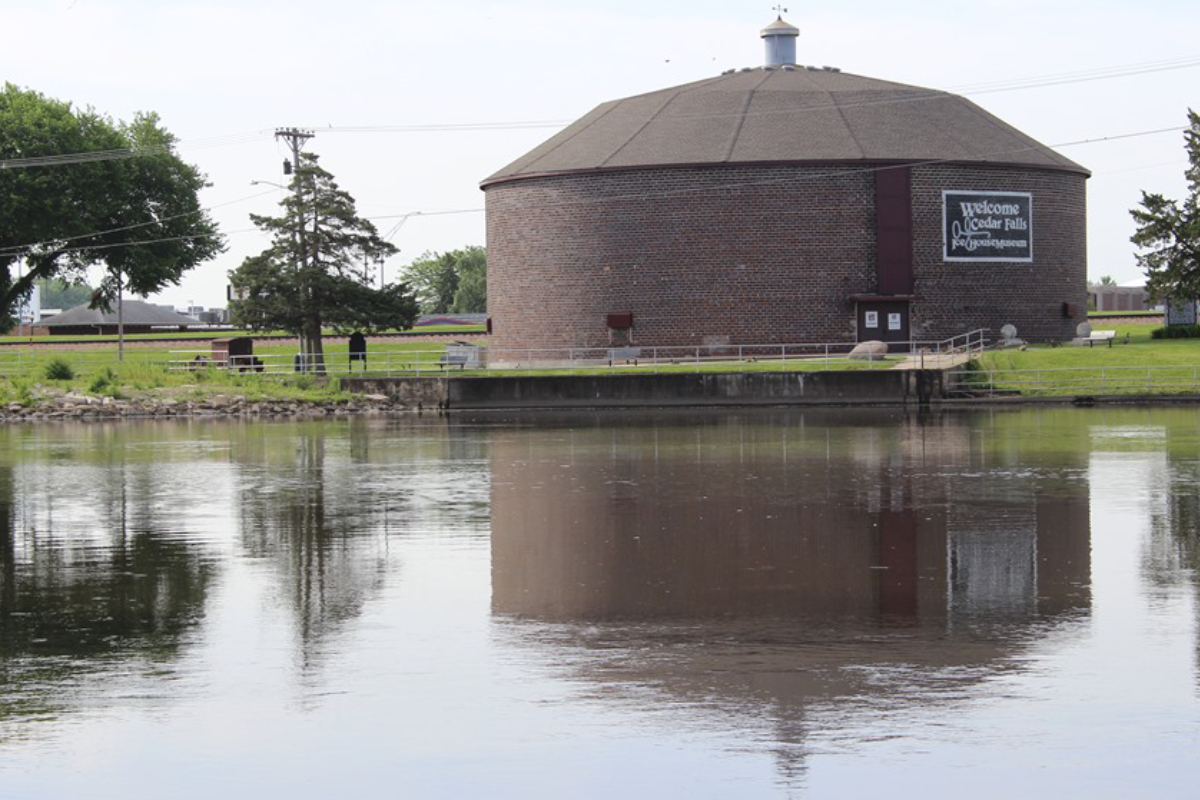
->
xmin=481 ymin=330 xmax=989 ymax=371
xmin=0 ymin=330 xmax=991 ymax=381
xmin=946 ymin=364 xmax=1200 ymax=396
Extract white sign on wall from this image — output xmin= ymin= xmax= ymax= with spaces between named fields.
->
xmin=888 ymin=313 xmax=902 ymax=331
xmin=865 ymin=311 xmax=879 ymax=328
xmin=943 ymin=191 xmax=1033 ymax=263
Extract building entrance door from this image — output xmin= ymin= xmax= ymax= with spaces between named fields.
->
xmin=857 ymin=301 xmax=910 ymax=349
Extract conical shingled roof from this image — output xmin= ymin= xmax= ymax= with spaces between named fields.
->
xmin=483 ymin=67 xmax=1088 ymax=185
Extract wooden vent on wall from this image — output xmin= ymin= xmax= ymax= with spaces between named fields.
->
xmin=606 ymin=313 xmax=633 ymax=329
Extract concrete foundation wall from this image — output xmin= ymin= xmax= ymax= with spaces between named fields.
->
xmin=347 ymin=371 xmax=945 ymax=410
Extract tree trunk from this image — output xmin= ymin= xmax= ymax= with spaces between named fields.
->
xmin=303 ymin=324 xmax=326 ymax=374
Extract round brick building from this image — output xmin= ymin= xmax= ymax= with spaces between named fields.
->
xmin=482 ymin=18 xmax=1088 ymax=353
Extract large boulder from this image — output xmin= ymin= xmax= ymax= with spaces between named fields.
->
xmin=848 ymin=340 xmax=889 ymax=361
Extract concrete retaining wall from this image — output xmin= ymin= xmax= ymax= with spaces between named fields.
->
xmin=345 ymin=370 xmax=944 ymax=410
xmin=342 ymin=377 xmax=449 ymax=408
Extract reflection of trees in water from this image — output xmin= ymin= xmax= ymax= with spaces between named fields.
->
xmin=0 ymin=456 xmax=213 ymax=730
xmin=231 ymin=419 xmax=490 ymax=681
xmin=1115 ymin=411 xmax=1200 ymax=693
xmin=235 ymin=424 xmax=388 ymax=676
xmin=1146 ymin=453 xmax=1200 ymax=692
xmin=488 ymin=409 xmax=1094 ymax=792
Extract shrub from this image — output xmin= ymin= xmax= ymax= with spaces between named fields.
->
xmin=43 ymin=358 xmax=75 ymax=381
xmin=89 ymin=367 xmax=117 ymax=395
xmin=1151 ymin=325 xmax=1200 ymax=339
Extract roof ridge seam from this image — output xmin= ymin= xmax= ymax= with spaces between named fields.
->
xmin=829 ymin=90 xmax=868 ymax=161
xmin=502 ymin=102 xmax=621 ymax=178
xmin=724 ymin=72 xmax=774 ymax=163
xmin=598 ymin=88 xmax=687 ymax=169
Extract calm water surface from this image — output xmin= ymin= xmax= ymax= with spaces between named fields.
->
xmin=1 ymin=408 xmax=1199 ymax=798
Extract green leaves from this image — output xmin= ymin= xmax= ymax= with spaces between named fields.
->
xmin=1130 ymin=109 xmax=1200 ymax=303
xmin=404 ymin=245 xmax=486 ymax=314
xmin=0 ymin=85 xmax=224 ymax=324
xmin=228 ymin=153 xmax=417 ymax=340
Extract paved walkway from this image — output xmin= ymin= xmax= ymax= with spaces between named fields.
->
xmin=890 ymin=351 xmax=978 ymax=370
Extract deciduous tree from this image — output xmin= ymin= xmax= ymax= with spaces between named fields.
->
xmin=404 ymin=246 xmax=486 ymax=314
xmin=451 ymin=246 xmax=487 ymax=314
xmin=0 ymin=84 xmax=223 ymax=326
xmin=35 ymin=278 xmax=94 ymax=310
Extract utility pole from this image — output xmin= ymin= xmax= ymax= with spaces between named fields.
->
xmin=274 ymin=127 xmax=313 ymax=178
xmin=117 ymin=268 xmax=124 ymax=362
xmin=274 ymin=128 xmax=316 ymax=370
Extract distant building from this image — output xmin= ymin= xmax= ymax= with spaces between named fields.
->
xmin=39 ymin=300 xmax=203 ymax=336
xmin=1089 ymin=283 xmax=1151 ymax=312
xmin=414 ymin=313 xmax=489 ymax=328
xmin=199 ymin=308 xmax=230 ymax=325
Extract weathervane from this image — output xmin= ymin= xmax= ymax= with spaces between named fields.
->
xmin=773 ymin=5 xmax=788 ymax=17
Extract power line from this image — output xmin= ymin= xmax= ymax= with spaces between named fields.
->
xmin=307 ymin=53 xmax=1200 ymax=134
xmin=5 ymin=124 xmax=1185 ymax=259
xmin=953 ymin=54 xmax=1200 ymax=95
xmin=372 ymin=208 xmax=484 ymax=221
xmin=1 ymin=52 xmax=1196 ymax=171
xmin=0 ymin=130 xmax=267 ymax=170
xmin=0 ymin=189 xmax=279 ymax=257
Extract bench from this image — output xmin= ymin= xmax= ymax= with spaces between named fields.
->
xmin=607 ymin=347 xmax=641 ymax=366
xmin=438 ymin=351 xmax=470 ymax=369
xmin=1073 ymin=330 xmax=1118 ymax=348
xmin=230 ymin=355 xmax=265 ymax=372
xmin=438 ymin=343 xmax=481 ymax=369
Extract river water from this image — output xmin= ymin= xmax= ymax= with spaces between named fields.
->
xmin=1 ymin=408 xmax=1198 ymax=798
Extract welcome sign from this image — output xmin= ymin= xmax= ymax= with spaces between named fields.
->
xmin=943 ymin=191 xmax=1033 ymax=262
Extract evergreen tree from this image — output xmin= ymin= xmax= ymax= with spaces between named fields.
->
xmin=1131 ymin=109 xmax=1200 ymax=302
xmin=228 ymin=154 xmax=416 ymax=372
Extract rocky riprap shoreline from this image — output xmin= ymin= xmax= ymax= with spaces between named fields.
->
xmin=1 ymin=392 xmax=411 ymax=422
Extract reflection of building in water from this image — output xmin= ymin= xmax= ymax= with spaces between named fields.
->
xmin=491 ymin=412 xmax=1091 ymax=624
xmin=488 ymin=411 xmax=1092 ymax=788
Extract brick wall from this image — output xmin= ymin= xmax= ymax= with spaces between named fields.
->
xmin=911 ymin=165 xmax=1087 ymax=342
xmin=485 ymin=163 xmax=1086 ymax=351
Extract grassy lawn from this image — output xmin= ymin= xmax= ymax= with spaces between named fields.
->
xmin=1 ymin=339 xmax=454 ymax=376
xmin=0 ymin=362 xmax=356 ymax=407
xmin=3 ymin=318 xmax=1194 ymax=404
xmin=0 ymin=334 xmax=901 ymax=407
xmin=0 ymin=330 xmax=255 ymax=345
xmin=970 ymin=322 xmax=1200 ymax=395
xmin=0 ymin=324 xmax=484 ymax=346
xmin=0 ymin=339 xmax=460 ymax=406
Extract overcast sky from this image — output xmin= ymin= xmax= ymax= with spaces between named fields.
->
xmin=6 ymin=0 xmax=1200 ymax=308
